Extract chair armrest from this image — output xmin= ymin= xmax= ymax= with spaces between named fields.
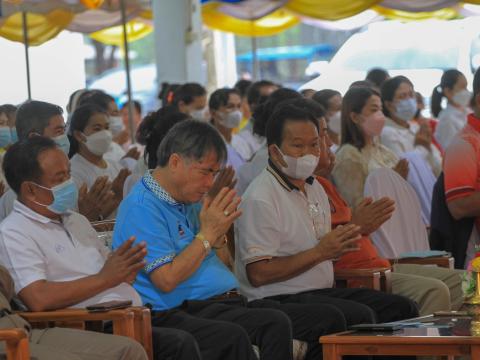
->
xmin=130 ymin=307 xmax=153 ymax=360
xmin=334 ymin=267 xmax=392 ymax=292
xmin=390 ymin=256 xmax=454 ymax=269
xmin=17 ymin=308 xmax=135 ymax=338
xmin=91 ymin=220 xmax=116 ymax=232
xmin=0 ymin=328 xmax=30 ymax=360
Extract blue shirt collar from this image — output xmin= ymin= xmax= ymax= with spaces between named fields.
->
xmin=142 ymin=170 xmax=179 ymax=206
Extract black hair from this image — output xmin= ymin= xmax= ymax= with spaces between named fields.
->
xmin=158 ymin=82 xmax=181 ymax=105
xmin=473 ymin=67 xmax=480 ymax=108
xmin=341 ymin=86 xmax=380 ymax=150
xmin=121 ymin=100 xmax=142 ymax=114
xmin=1 ymin=104 xmax=17 ymax=116
xmin=66 ymin=89 xmax=87 ymax=114
xmin=246 ymin=80 xmax=276 ymax=108
xmin=287 ymin=97 xmax=326 ymax=119
xmin=381 ymin=75 xmax=413 ymax=117
xmin=67 ymin=104 xmax=108 ymax=158
xmin=252 ymin=88 xmax=301 ymax=137
xmin=208 ymin=88 xmax=240 ymax=111
xmin=172 ymin=83 xmax=207 ymax=108
xmin=431 ymin=69 xmax=464 ymax=117
xmin=350 ymin=80 xmax=374 ymax=89
xmin=136 ymin=106 xmax=178 ymax=145
xmin=156 ymin=120 xmax=227 ymax=167
xmin=300 ymin=89 xmax=315 ymax=97
xmin=234 ymin=79 xmax=253 ymax=98
xmin=265 ymin=102 xmax=319 ymax=147
xmin=366 ymin=68 xmax=390 ymax=88
xmin=143 ymin=111 xmax=190 ymax=169
xmin=15 ymin=100 xmax=63 ymax=141
xmin=312 ymin=89 xmax=341 ymax=111
xmin=3 ymin=136 xmax=58 ymax=195
xmin=78 ymin=90 xmax=115 ymax=112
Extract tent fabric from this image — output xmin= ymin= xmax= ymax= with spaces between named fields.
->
xmin=90 ymin=20 xmax=152 ymax=46
xmin=202 ymin=3 xmax=299 ymax=37
xmin=373 ymin=6 xmax=459 ymax=21
xmin=285 ymin=0 xmax=382 ymax=21
xmin=0 ymin=3 xmax=151 ymax=46
xmin=0 ymin=9 xmax=74 ymax=46
xmin=0 ymin=0 xmax=151 ymax=46
xmin=2 ymin=0 xmax=480 ymax=45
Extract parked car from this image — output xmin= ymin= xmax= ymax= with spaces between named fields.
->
xmin=300 ymin=19 xmax=480 ymax=114
xmin=87 ymin=63 xmax=160 ymax=114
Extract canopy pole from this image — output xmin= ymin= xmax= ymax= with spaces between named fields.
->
xmin=251 ymin=36 xmax=259 ymax=81
xmin=22 ymin=11 xmax=32 ymax=100
xmin=120 ymin=0 xmax=136 ymax=144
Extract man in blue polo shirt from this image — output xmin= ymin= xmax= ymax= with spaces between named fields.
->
xmin=113 ymin=120 xmax=293 ymax=360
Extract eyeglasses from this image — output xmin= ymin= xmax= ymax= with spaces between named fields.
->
xmin=308 ymin=202 xmax=327 ymax=240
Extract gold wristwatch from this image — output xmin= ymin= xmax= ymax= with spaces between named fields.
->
xmin=196 ymin=232 xmax=211 ymax=255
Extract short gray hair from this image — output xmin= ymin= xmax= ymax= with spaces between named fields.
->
xmin=157 ymin=120 xmax=227 ymax=167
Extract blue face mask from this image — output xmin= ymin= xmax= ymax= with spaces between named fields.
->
xmin=10 ymin=128 xmax=18 ymax=143
xmin=33 ymin=178 xmax=78 ymax=214
xmin=0 ymin=127 xmax=12 ymax=148
xmin=53 ymin=134 xmax=70 ymax=156
xmin=394 ymin=98 xmax=417 ymax=122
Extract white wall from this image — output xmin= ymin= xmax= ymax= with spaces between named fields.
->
xmin=0 ymin=31 xmax=86 ymax=111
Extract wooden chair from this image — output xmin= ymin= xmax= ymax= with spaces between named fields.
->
xmin=389 ymin=255 xmax=454 ymax=269
xmin=18 ymin=307 xmax=153 ymax=360
xmin=91 ymin=219 xmax=116 ymax=232
xmin=334 ymin=267 xmax=392 ymax=293
xmin=0 ymin=328 xmax=30 ymax=360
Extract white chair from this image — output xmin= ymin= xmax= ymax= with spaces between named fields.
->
xmin=403 ymin=150 xmax=436 ymax=226
xmin=364 ymin=168 xmax=430 ymax=259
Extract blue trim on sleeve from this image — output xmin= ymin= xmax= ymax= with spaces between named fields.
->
xmin=144 ymin=253 xmax=175 ymax=273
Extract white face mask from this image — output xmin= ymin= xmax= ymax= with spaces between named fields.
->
xmin=275 ymin=145 xmax=319 ymax=180
xmin=109 ymin=116 xmax=125 ymax=136
xmin=219 ymin=110 xmax=242 ymax=129
xmin=328 ymin=111 xmax=341 ymax=135
xmin=452 ymin=89 xmax=472 ymax=108
xmin=83 ymin=130 xmax=112 ymax=156
xmin=394 ymin=98 xmax=417 ymax=122
xmin=190 ymin=108 xmax=209 ymax=122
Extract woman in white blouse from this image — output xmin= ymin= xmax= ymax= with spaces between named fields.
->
xmin=68 ymin=104 xmax=130 ymax=219
xmin=431 ymin=69 xmax=470 ymax=150
xmin=332 ymin=86 xmax=408 ymax=207
xmin=380 ymin=76 xmax=442 ymax=176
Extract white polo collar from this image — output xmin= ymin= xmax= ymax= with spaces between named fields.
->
xmin=12 ymin=200 xmax=71 ymax=225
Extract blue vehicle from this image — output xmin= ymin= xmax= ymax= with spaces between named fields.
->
xmin=236 ymin=44 xmax=335 ymax=88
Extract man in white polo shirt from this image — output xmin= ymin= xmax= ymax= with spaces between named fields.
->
xmin=235 ymin=100 xmax=419 ymax=360
xmin=0 ymin=137 xmax=205 ymax=360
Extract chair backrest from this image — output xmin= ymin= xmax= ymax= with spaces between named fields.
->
xmin=403 ymin=151 xmax=436 ymax=226
xmin=364 ymin=168 xmax=429 ymax=258
xmin=91 ymin=220 xmax=115 ymax=249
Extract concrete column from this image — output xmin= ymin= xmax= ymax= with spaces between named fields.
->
xmin=152 ymin=0 xmax=204 ymax=85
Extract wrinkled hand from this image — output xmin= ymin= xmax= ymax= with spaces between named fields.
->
xmin=414 ymin=124 xmax=432 ymax=149
xmin=78 ymin=176 xmax=113 ymax=220
xmin=99 ymin=237 xmax=146 ymax=288
xmin=123 ymin=147 xmax=141 ymax=161
xmin=207 ymin=166 xmax=236 ymax=200
xmin=111 ymin=168 xmax=131 ymax=197
xmin=351 ymin=197 xmax=395 ymax=235
xmin=393 ymin=158 xmax=409 ymax=179
xmin=200 ymin=187 xmax=242 ymax=245
xmin=315 ymin=224 xmax=361 ymax=260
